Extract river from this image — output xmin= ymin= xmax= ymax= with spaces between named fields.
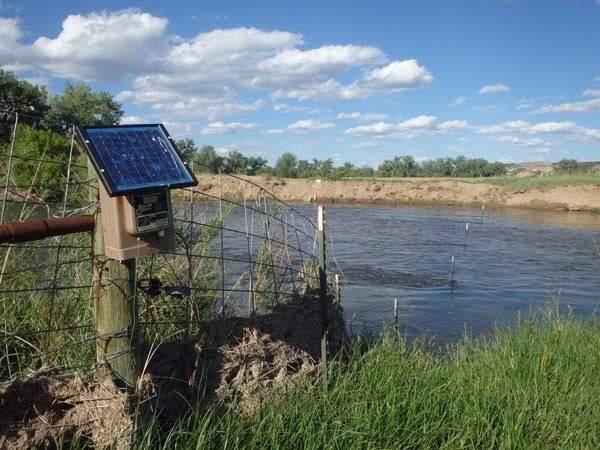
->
xmin=323 ymin=204 xmax=600 ymax=344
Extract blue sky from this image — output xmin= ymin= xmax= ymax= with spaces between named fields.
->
xmin=1 ymin=0 xmax=599 ymax=167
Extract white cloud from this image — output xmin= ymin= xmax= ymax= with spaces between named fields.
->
xmin=21 ymin=10 xmax=168 ymax=81
xmin=449 ymin=96 xmax=467 ymax=107
xmin=583 ymin=89 xmax=600 ymax=97
xmin=478 ymin=83 xmax=511 ymax=94
xmin=360 ymin=59 xmax=433 ymax=91
xmin=286 ymin=119 xmax=336 ymax=134
xmin=344 ymin=115 xmax=437 ymax=138
xmin=262 ymin=129 xmax=285 ymax=135
xmin=532 ymin=97 xmax=600 ymax=114
xmin=488 ymin=135 xmax=554 ymax=147
xmin=475 ymin=119 xmax=600 ymax=145
xmin=273 ymin=59 xmax=433 ymax=102
xmin=476 ymin=120 xmax=576 ymax=135
xmin=200 ymin=121 xmax=258 ymax=135
xmin=254 ymin=45 xmax=385 ymax=89
xmin=337 ymin=112 xmax=389 ymax=121
xmin=2 ymin=11 xmax=434 ymax=119
xmin=400 ymin=115 xmax=437 ymax=128
xmin=437 ymin=120 xmax=471 ymax=131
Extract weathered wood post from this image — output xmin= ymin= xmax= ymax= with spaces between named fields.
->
xmin=318 ymin=205 xmax=328 ymax=388
xmin=90 ymin=161 xmax=140 ymax=390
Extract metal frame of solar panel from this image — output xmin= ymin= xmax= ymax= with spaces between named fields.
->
xmin=76 ymin=124 xmax=198 ymax=197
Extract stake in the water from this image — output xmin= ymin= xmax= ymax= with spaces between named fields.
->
xmin=480 ymin=204 xmax=485 ymax=224
xmin=450 ymin=255 xmax=456 ymax=285
xmin=463 ymin=222 xmax=469 ymax=248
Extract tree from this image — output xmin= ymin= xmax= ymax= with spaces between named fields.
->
xmin=320 ymin=158 xmax=334 ymax=178
xmin=274 ymin=152 xmax=298 ymax=178
xmin=557 ymin=158 xmax=579 ymax=175
xmin=175 ymin=138 xmax=198 ymax=163
xmin=195 ymin=145 xmax=223 ymax=173
xmin=246 ymin=156 xmax=268 ymax=175
xmin=46 ymin=82 xmax=123 ymax=128
xmin=0 ymin=71 xmax=49 ymax=142
xmin=11 ymin=124 xmax=71 ymax=201
xmin=224 ymin=150 xmax=247 ymax=174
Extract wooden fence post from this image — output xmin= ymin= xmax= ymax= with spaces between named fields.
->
xmin=90 ymin=160 xmax=140 ymax=390
xmin=317 ymin=205 xmax=328 ymax=389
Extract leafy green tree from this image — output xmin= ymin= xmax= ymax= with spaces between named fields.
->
xmin=175 ymin=138 xmax=198 ymax=163
xmin=246 ymin=156 xmax=268 ymax=175
xmin=195 ymin=145 xmax=223 ymax=173
xmin=0 ymin=70 xmax=49 ymax=142
xmin=321 ymin=159 xmax=334 ymax=178
xmin=224 ymin=150 xmax=247 ymax=174
xmin=274 ymin=152 xmax=298 ymax=178
xmin=11 ymin=124 xmax=71 ymax=201
xmin=557 ymin=158 xmax=579 ymax=175
xmin=46 ymin=82 xmax=123 ymax=128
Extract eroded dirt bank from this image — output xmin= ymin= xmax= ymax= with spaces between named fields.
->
xmin=184 ymin=176 xmax=600 ymax=211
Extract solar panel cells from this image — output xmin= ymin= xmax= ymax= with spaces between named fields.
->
xmin=76 ymin=124 xmax=198 ymax=196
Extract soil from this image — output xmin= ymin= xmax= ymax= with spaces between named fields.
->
xmin=180 ymin=175 xmax=600 ymax=211
xmin=0 ymin=295 xmax=346 ymax=449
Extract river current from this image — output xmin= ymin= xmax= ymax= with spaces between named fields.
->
xmin=323 ymin=205 xmax=600 ymax=344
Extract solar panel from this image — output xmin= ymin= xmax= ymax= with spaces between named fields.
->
xmin=76 ymin=124 xmax=198 ymax=197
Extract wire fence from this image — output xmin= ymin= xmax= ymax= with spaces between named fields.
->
xmin=0 ymin=112 xmax=327 ymax=381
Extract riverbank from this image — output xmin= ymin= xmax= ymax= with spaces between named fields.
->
xmin=186 ymin=175 xmax=600 ymax=211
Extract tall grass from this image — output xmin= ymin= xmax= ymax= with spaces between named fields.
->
xmin=136 ymin=304 xmax=600 ymax=449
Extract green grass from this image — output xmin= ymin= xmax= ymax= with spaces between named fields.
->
xmin=472 ymin=173 xmax=600 ymax=192
xmin=131 ymin=304 xmax=600 ymax=450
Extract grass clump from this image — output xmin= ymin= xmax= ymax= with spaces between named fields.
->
xmin=139 ymin=304 xmax=600 ymax=449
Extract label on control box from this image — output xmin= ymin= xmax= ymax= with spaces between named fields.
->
xmin=129 ymin=190 xmax=172 ymax=234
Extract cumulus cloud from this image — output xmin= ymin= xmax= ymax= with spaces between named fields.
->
xmin=437 ymin=120 xmax=471 ymax=131
xmin=273 ymin=59 xmax=433 ymax=102
xmin=1 ymin=10 xmax=170 ymax=81
xmin=584 ymin=89 xmax=600 ymax=97
xmin=1 ymin=9 xmax=434 ymax=119
xmin=200 ymin=121 xmax=258 ymax=135
xmin=475 ymin=119 xmax=600 ymax=144
xmin=344 ymin=115 xmax=438 ymax=138
xmin=532 ymin=97 xmax=600 ymax=114
xmin=488 ymin=135 xmax=554 ymax=147
xmin=286 ymin=119 xmax=336 ymax=134
xmin=478 ymin=83 xmax=511 ymax=94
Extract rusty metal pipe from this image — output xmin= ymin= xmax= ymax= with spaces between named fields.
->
xmin=0 ymin=215 xmax=95 ymax=244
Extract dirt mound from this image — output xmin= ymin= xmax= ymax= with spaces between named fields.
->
xmin=140 ymin=296 xmax=347 ymax=420
xmin=0 ymin=296 xmax=346 ymax=447
xmin=0 ymin=375 xmax=131 ymax=450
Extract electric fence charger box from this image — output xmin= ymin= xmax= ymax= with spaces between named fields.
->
xmin=98 ymin=184 xmax=176 ymax=260
xmin=76 ymin=124 xmax=198 ymax=260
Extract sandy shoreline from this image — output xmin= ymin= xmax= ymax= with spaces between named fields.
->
xmin=178 ymin=175 xmax=600 ymax=212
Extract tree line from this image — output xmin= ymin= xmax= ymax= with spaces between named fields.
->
xmin=188 ymin=149 xmax=508 ymax=179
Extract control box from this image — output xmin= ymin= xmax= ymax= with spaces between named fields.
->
xmin=125 ymin=191 xmax=172 ymax=235
xmin=99 ymin=184 xmax=176 ymax=260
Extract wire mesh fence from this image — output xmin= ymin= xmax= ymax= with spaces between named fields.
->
xmin=0 ymin=112 xmax=326 ymax=381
